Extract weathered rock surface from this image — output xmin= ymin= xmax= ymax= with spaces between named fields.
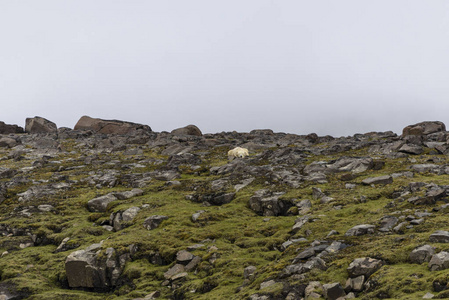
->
xmin=171 ymin=124 xmax=202 ymax=136
xmin=25 ymin=116 xmax=57 ymax=134
xmin=0 ymin=121 xmax=24 ymax=134
xmin=143 ymin=215 xmax=168 ymax=230
xmin=347 ymin=257 xmax=383 ymax=278
xmin=402 ymin=121 xmax=446 ymax=136
xmin=410 ymin=245 xmax=435 ymax=264
xmin=65 ymin=243 xmax=131 ymax=288
xmin=74 ymin=115 xmax=151 ymax=134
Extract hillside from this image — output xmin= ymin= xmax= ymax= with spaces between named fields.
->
xmin=1 ymin=117 xmax=449 ymax=299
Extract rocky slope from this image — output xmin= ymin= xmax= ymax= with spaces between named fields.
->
xmin=1 ymin=117 xmax=449 ymax=299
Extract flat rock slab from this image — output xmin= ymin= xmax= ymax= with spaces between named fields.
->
xmin=362 ymin=175 xmax=393 ymax=186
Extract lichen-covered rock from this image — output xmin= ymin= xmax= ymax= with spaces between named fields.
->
xmin=345 ymin=224 xmax=375 ymax=236
xmin=362 ymin=175 xmax=393 ymax=185
xmin=171 ymin=124 xmax=202 ymax=136
xmin=429 ymin=251 xmax=449 ymax=271
xmin=402 ymin=121 xmax=446 ymax=136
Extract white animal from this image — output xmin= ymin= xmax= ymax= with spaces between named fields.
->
xmin=227 ymin=147 xmax=249 ymax=158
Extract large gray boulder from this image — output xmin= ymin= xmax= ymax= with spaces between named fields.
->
xmin=402 ymin=121 xmax=446 ymax=136
xmin=429 ymin=231 xmax=449 ymax=243
xmin=171 ymin=124 xmax=202 ymax=136
xmin=25 ymin=116 xmax=57 ymax=134
xmin=429 ymin=251 xmax=449 ymax=271
xmin=74 ymin=115 xmax=151 ymax=135
xmin=87 ymin=193 xmax=117 ymax=212
xmin=347 ymin=257 xmax=383 ymax=278
xmin=0 ymin=121 xmax=24 ymax=134
xmin=65 ymin=242 xmax=131 ymax=288
xmin=410 ymin=245 xmax=435 ymax=264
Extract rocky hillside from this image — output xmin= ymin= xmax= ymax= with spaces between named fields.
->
xmin=1 ymin=117 xmax=449 ymax=299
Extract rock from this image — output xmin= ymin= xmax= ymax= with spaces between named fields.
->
xmin=410 ymin=245 xmax=435 ymax=264
xmin=362 ymin=175 xmax=393 ymax=185
xmin=399 ymin=144 xmax=424 ymax=155
xmin=345 ymin=224 xmax=375 ymax=236
xmin=347 ymin=257 xmax=383 ymax=278
xmin=25 ymin=116 xmax=57 ymax=134
xmin=429 ymin=251 xmax=449 ymax=271
xmin=176 ymin=250 xmax=194 ymax=264
xmin=114 ymin=188 xmax=144 ymax=200
xmin=164 ymin=264 xmax=185 ymax=280
xmin=411 ymin=164 xmax=440 ymax=173
xmin=65 ymin=244 xmax=131 ymax=288
xmin=345 ymin=275 xmax=365 ymax=292
xmin=378 ymin=216 xmax=398 ymax=232
xmin=74 ymin=115 xmax=151 ymax=134
xmin=0 ymin=121 xmax=24 ymax=134
xmin=0 ymin=167 xmax=17 ymax=179
xmin=402 ymin=121 xmax=446 ymax=136
xmin=111 ymin=207 xmax=141 ymax=231
xmin=0 ymin=137 xmax=19 ymax=148
xmin=297 ymin=199 xmax=312 ymax=215
xmin=171 ymin=125 xmax=202 ymax=136
xmin=322 ymin=282 xmax=346 ymax=300
xmin=143 ymin=215 xmax=168 ymax=230
xmin=429 ymin=231 xmax=449 ymax=243
xmin=87 ymin=193 xmax=117 ymax=212
xmin=244 ymin=266 xmax=257 ymax=279
xmin=423 ymin=292 xmax=435 ymax=299
xmin=248 ymin=190 xmax=293 ymax=216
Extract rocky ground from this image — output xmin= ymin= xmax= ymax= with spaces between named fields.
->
xmin=1 ymin=117 xmax=449 ymax=299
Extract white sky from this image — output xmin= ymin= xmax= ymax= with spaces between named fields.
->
xmin=1 ymin=1 xmax=449 ymax=136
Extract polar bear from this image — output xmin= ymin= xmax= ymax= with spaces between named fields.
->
xmin=227 ymin=147 xmax=249 ymax=158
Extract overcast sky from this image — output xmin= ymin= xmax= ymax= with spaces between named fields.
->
xmin=1 ymin=1 xmax=449 ymax=136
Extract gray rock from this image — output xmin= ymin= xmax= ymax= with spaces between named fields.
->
xmin=74 ymin=115 xmax=151 ymax=134
xmin=410 ymin=245 xmax=435 ymax=264
xmin=248 ymin=190 xmax=293 ymax=216
xmin=423 ymin=292 xmax=435 ymax=299
xmin=345 ymin=224 xmax=375 ymax=236
xmin=429 ymin=231 xmax=449 ymax=243
xmin=402 ymin=121 xmax=446 ymax=136
xmin=429 ymin=251 xmax=449 ymax=271
xmin=323 ymin=282 xmax=346 ymax=300
xmin=87 ymin=193 xmax=117 ymax=212
xmin=378 ymin=216 xmax=398 ymax=232
xmin=244 ymin=266 xmax=257 ymax=279
xmin=398 ymin=144 xmax=424 ymax=155
xmin=25 ymin=116 xmax=57 ymax=134
xmin=171 ymin=125 xmax=202 ymax=136
xmin=362 ymin=175 xmax=393 ymax=186
xmin=347 ymin=257 xmax=383 ymax=278
xmin=297 ymin=199 xmax=312 ymax=215
xmin=411 ymin=164 xmax=439 ymax=173
xmin=176 ymin=250 xmax=194 ymax=264
xmin=114 ymin=188 xmax=144 ymax=200
xmin=0 ymin=137 xmax=19 ymax=148
xmin=143 ymin=215 xmax=168 ymax=230
xmin=164 ymin=264 xmax=185 ymax=280
xmin=65 ymin=244 xmax=130 ymax=288
xmin=345 ymin=275 xmax=365 ymax=292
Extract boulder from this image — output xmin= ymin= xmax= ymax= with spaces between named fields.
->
xmin=110 ymin=206 xmax=141 ymax=231
xmin=65 ymin=243 xmax=131 ymax=288
xmin=0 ymin=121 xmax=24 ymax=134
xmin=398 ymin=144 xmax=424 ymax=155
xmin=74 ymin=115 xmax=151 ymax=135
xmin=322 ymin=282 xmax=346 ymax=300
xmin=25 ymin=116 xmax=57 ymax=134
xmin=248 ymin=190 xmax=294 ymax=216
xmin=362 ymin=175 xmax=393 ymax=186
xmin=429 ymin=231 xmax=449 ymax=243
xmin=347 ymin=257 xmax=383 ymax=278
xmin=345 ymin=224 xmax=375 ymax=236
xmin=429 ymin=251 xmax=449 ymax=271
xmin=87 ymin=193 xmax=117 ymax=212
xmin=0 ymin=137 xmax=19 ymax=148
xmin=171 ymin=125 xmax=202 ymax=136
xmin=402 ymin=121 xmax=446 ymax=136
xmin=409 ymin=245 xmax=435 ymax=264
xmin=143 ymin=215 xmax=168 ymax=230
